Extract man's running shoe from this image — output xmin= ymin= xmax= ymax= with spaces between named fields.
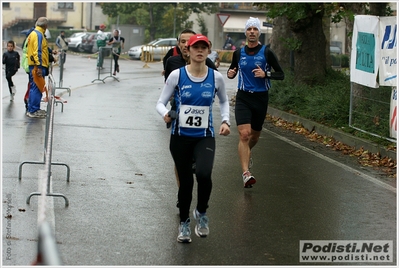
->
xmin=193 ymin=209 xmax=209 ymax=237
xmin=37 ymin=109 xmax=47 ymax=115
xmin=177 ymin=219 xmax=191 ymax=243
xmin=27 ymin=111 xmax=46 ymax=118
xmin=242 ymin=170 xmax=256 ymax=188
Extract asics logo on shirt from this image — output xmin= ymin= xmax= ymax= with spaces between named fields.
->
xmin=182 ymin=85 xmax=192 ymax=90
xmin=184 ymin=107 xmax=205 ymax=114
xmin=254 ymin=55 xmax=264 ymax=60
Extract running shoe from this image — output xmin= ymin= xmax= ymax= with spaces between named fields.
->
xmin=242 ymin=170 xmax=256 ymax=188
xmin=26 ymin=111 xmax=46 ymax=118
xmin=177 ymin=219 xmax=191 ymax=243
xmin=193 ymin=209 xmax=209 ymax=237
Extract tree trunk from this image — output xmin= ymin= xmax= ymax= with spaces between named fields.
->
xmin=291 ymin=8 xmax=326 ymax=85
xmin=148 ymin=3 xmax=156 ymax=41
xmin=369 ymin=2 xmax=388 ymax=16
xmin=270 ymin=16 xmax=292 ymax=72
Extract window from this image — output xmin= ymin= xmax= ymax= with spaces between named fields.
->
xmin=2 ymin=2 xmax=10 ymax=9
xmin=58 ymin=2 xmax=73 ymax=10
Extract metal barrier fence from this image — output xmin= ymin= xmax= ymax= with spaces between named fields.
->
xmin=55 ymin=51 xmax=71 ymax=98
xmin=349 ymin=82 xmax=395 ymax=142
xmin=18 ymin=69 xmax=69 ymax=265
xmin=92 ymin=47 xmax=119 ymax=83
xmin=140 ymin=45 xmax=173 ymax=68
xmin=19 ymin=73 xmax=70 ymax=205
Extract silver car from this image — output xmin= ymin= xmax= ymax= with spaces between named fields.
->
xmin=66 ymin=32 xmax=88 ymax=52
xmin=128 ymin=38 xmax=177 ymax=60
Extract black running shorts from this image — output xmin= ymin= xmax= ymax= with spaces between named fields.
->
xmin=234 ymin=90 xmax=269 ymax=131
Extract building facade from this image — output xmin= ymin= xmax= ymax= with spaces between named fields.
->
xmin=2 ymin=2 xmax=108 ymax=45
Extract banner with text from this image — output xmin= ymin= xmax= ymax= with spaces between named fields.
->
xmin=350 ymin=15 xmax=379 ymax=88
xmin=390 ymin=87 xmax=397 ymax=138
xmin=379 ymin=16 xmax=397 ymax=87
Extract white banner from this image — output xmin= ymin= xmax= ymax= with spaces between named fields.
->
xmin=390 ymin=87 xmax=397 ymax=138
xmin=379 ymin=17 xmax=397 ymax=87
xmin=350 ymin=15 xmax=380 ymax=88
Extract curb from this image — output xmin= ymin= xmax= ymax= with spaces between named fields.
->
xmin=267 ymin=106 xmax=396 ymax=160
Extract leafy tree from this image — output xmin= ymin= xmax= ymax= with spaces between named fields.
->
xmin=258 ymin=3 xmax=328 ymax=86
xmin=100 ymin=3 xmax=218 ymax=41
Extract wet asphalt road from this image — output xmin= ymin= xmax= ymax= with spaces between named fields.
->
xmin=2 ymin=52 xmax=396 ymax=266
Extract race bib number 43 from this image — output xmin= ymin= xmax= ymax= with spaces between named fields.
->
xmin=179 ymin=105 xmax=210 ymax=128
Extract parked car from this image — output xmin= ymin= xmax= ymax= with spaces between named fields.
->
xmin=81 ymin=32 xmax=97 ymax=53
xmin=330 ymin=46 xmax=341 ymax=54
xmin=128 ymin=38 xmax=177 ymax=60
xmin=66 ymin=32 xmax=87 ymax=52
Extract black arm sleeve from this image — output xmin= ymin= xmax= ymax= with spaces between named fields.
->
xmin=227 ymin=50 xmax=240 ymax=79
xmin=266 ymin=48 xmax=285 ymax=80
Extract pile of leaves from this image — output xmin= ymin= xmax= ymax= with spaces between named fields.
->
xmin=266 ymin=115 xmax=397 ymax=178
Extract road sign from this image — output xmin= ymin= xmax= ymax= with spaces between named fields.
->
xmin=217 ymin=13 xmax=230 ymax=27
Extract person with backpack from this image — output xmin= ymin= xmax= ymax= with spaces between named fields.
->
xmin=161 ymin=40 xmax=181 ymax=77
xmin=227 ymin=17 xmax=285 ymax=188
xmin=2 ymin=40 xmax=20 ymax=101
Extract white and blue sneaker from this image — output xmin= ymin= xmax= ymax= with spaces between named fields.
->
xmin=193 ymin=209 xmax=209 ymax=237
xmin=177 ymin=219 xmax=191 ymax=243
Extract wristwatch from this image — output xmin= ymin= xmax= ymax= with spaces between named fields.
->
xmin=266 ymin=71 xmax=271 ymax=78
xmin=222 ymin=120 xmax=231 ymax=127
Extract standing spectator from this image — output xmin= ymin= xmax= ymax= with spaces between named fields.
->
xmin=55 ymin=30 xmax=68 ymax=66
xmin=227 ymin=17 xmax=285 ymax=187
xmin=223 ymin=34 xmax=234 ymax=50
xmin=164 ymin=30 xmax=217 ymax=81
xmin=96 ymin=24 xmax=107 ymax=69
xmin=164 ymin=29 xmax=218 ymax=209
xmin=156 ymin=34 xmax=230 ymax=243
xmin=2 ymin=40 xmax=20 ymax=101
xmin=26 ymin=17 xmax=50 ymax=118
xmin=161 ymin=41 xmax=180 ymax=77
xmin=207 ymin=40 xmax=220 ymax=68
xmin=107 ymin=29 xmax=125 ymax=76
